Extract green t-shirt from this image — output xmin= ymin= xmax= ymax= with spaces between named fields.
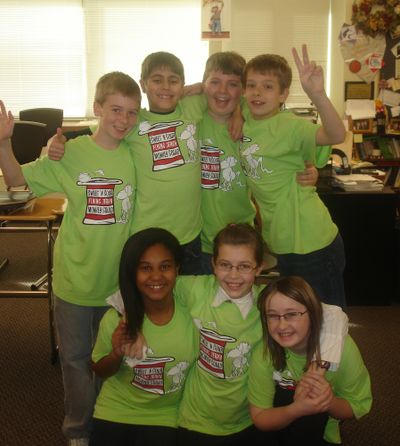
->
xmin=240 ymin=111 xmax=337 ymax=254
xmin=92 ymin=300 xmax=198 ymax=427
xmin=22 ymin=136 xmax=136 ymax=306
xmin=248 ymin=335 xmax=372 ymax=444
xmin=174 ymin=275 xmax=263 ymax=435
xmin=199 ymin=113 xmax=256 ymax=253
xmin=125 ymin=95 xmax=206 ymax=245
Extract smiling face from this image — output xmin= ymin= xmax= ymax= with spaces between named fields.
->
xmin=136 ymin=243 xmax=178 ymax=308
xmin=213 ymin=243 xmax=262 ymax=299
xmin=265 ymin=291 xmax=311 ymax=355
xmin=244 ymin=69 xmax=288 ymax=120
xmin=203 ymin=69 xmax=243 ymax=123
xmin=93 ymin=93 xmax=139 ymax=149
xmin=140 ymin=66 xmax=184 ymax=113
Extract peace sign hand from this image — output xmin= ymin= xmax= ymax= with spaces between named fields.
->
xmin=292 ymin=45 xmax=325 ymax=101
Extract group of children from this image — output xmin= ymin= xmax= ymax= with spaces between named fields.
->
xmin=0 ymin=44 xmax=372 ymax=446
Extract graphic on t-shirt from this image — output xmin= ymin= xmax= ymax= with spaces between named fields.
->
xmin=227 ymin=342 xmax=251 ymax=376
xmin=77 ymin=172 xmax=132 ymax=225
xmin=198 ymin=327 xmax=236 ymax=379
xmin=240 ymin=141 xmax=273 ymax=179
xmin=138 ymin=120 xmax=185 ymax=171
xmin=167 ymin=360 xmax=190 ymax=391
xmin=220 ymin=156 xmax=243 ymax=191
xmin=273 ymin=370 xmax=296 ymax=391
xmin=180 ymin=123 xmax=198 ymax=163
xmin=131 ymin=356 xmax=174 ymax=395
xmin=116 ymin=185 xmax=134 ymax=223
xmin=201 ymin=145 xmax=223 ymax=189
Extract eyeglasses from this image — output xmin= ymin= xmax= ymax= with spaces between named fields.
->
xmin=265 ymin=310 xmax=308 ymax=322
xmin=215 ymin=260 xmax=257 ymax=274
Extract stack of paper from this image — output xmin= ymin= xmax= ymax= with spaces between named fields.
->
xmin=332 ymin=174 xmax=384 ymax=191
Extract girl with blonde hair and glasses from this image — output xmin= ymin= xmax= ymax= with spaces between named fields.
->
xmin=249 ymin=276 xmax=372 ymax=445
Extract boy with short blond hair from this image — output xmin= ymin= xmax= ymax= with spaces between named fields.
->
xmin=49 ymin=52 xmax=206 ymax=274
xmin=240 ymin=45 xmax=347 ymax=309
xmin=0 ymin=71 xmax=141 ymax=446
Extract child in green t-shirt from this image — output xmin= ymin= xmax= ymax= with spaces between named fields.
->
xmin=90 ymin=228 xmax=198 ymax=445
xmin=0 ymin=71 xmax=141 ymax=446
xmin=240 ymin=45 xmax=347 ymax=309
xmin=120 ymin=223 xmax=348 ymax=445
xmin=48 ymin=52 xmax=208 ymax=275
xmin=199 ymin=51 xmax=320 ymax=274
xmin=249 ymin=276 xmax=372 ymax=445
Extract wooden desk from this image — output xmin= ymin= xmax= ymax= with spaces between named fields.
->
xmin=0 ymin=197 xmax=67 ymax=363
xmin=319 ymin=187 xmax=399 ymax=305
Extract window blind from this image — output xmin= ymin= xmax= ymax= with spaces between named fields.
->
xmin=0 ymin=0 xmax=330 ymax=116
xmin=222 ymin=0 xmax=331 ymax=107
xmin=83 ymin=0 xmax=208 ymax=114
xmin=0 ymin=0 xmax=86 ymax=116
xmin=0 ymin=0 xmax=208 ymax=117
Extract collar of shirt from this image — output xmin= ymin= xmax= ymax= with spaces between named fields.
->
xmin=212 ymin=286 xmax=255 ymax=319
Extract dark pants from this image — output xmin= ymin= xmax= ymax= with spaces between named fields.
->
xmin=180 ymin=234 xmax=203 ymax=275
xmin=89 ymin=418 xmax=177 ymax=446
xmin=177 ymin=424 xmax=275 ymax=446
xmin=273 ymin=384 xmax=330 ymax=446
xmin=276 ymin=233 xmax=347 ymax=310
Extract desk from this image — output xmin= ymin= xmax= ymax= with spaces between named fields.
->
xmin=0 ymin=197 xmax=67 ymax=362
xmin=319 ymin=187 xmax=399 ymax=305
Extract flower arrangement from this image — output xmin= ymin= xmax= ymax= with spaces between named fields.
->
xmin=351 ymin=0 xmax=400 ymax=37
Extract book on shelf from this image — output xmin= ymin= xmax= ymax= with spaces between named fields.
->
xmin=394 ymin=169 xmax=400 ymax=188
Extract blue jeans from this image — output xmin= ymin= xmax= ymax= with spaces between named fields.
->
xmin=276 ymin=233 xmax=347 ymax=310
xmin=54 ymin=295 xmax=108 ymax=440
xmin=180 ymin=234 xmax=203 ymax=275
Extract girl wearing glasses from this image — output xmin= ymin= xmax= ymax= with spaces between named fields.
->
xmin=172 ymin=224 xmax=348 ymax=445
xmin=248 ymin=276 xmax=372 ymax=445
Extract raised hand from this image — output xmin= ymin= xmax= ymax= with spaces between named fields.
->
xmin=292 ymin=45 xmax=325 ymax=100
xmin=48 ymin=127 xmax=66 ymax=161
xmin=0 ymin=100 xmax=15 ymax=142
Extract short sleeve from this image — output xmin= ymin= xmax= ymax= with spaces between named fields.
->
xmin=92 ymin=309 xmax=120 ymax=363
xmin=331 ymin=335 xmax=372 ymax=420
xmin=248 ymin=341 xmax=276 ymax=408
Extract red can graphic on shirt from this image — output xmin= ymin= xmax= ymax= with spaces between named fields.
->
xmin=132 ymin=357 xmax=174 ymax=394
xmin=201 ymin=145 xmax=223 ymax=189
xmin=77 ymin=177 xmax=122 ymax=225
xmin=198 ymin=327 xmax=236 ymax=379
xmin=139 ymin=120 xmax=185 ymax=171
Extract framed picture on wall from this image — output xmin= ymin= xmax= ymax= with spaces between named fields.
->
xmin=389 ymin=117 xmax=400 ymax=133
xmin=349 ymin=117 xmax=373 ymax=134
xmin=344 ymin=81 xmax=374 ymax=100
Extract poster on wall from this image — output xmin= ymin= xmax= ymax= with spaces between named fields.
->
xmin=201 ymin=0 xmax=230 ymax=40
xmin=338 ymin=23 xmax=385 ymax=84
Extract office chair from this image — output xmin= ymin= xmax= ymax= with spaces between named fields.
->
xmin=19 ymin=108 xmax=63 ymax=142
xmin=11 ymin=121 xmax=47 ymax=164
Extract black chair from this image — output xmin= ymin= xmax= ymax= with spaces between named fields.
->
xmin=11 ymin=121 xmax=47 ymax=165
xmin=19 ymin=108 xmax=63 ymax=142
